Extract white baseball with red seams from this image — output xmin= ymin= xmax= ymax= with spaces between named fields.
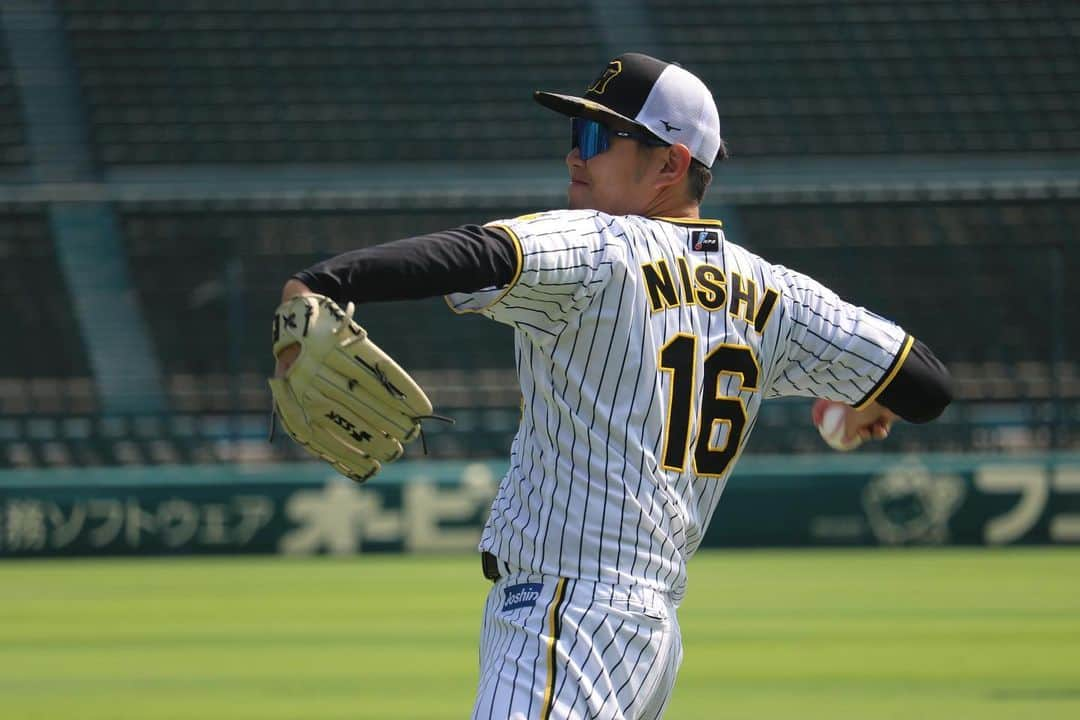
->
xmin=817 ymin=402 xmax=862 ymax=451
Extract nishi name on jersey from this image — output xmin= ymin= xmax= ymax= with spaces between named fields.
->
xmin=639 ymin=255 xmax=780 ymax=334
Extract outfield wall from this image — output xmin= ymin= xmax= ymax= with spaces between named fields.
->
xmin=1 ymin=454 xmax=1078 ymax=557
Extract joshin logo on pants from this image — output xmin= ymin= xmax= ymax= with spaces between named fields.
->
xmin=502 ymin=583 xmax=543 ymax=611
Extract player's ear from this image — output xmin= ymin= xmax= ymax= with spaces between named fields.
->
xmin=654 ymin=143 xmax=692 ymax=191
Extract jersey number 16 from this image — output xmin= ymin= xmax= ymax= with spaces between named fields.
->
xmin=659 ymin=335 xmax=760 ymax=478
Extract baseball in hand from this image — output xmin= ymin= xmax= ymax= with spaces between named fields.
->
xmin=816 ymin=402 xmax=862 ymax=451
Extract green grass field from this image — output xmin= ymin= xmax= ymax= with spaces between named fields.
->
xmin=2 ymin=549 xmax=1078 ymax=719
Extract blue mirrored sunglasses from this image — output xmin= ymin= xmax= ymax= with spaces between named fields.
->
xmin=571 ymin=117 xmax=668 ymax=161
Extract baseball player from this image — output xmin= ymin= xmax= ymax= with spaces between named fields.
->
xmin=275 ymin=53 xmax=952 ymax=719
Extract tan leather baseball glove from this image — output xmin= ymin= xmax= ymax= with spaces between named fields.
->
xmin=268 ymin=294 xmax=434 ymax=482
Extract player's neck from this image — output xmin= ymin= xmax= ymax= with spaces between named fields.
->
xmin=640 ymin=190 xmax=699 ymax=220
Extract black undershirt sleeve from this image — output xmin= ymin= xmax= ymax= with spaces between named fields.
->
xmin=876 ymin=338 xmax=952 ymax=423
xmin=292 ymin=224 xmax=518 ymax=304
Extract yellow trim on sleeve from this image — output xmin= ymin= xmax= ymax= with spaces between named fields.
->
xmin=539 ymin=577 xmax=569 ymax=719
xmin=443 ymin=223 xmax=524 ymax=315
xmin=854 ymin=334 xmax=914 ymax=410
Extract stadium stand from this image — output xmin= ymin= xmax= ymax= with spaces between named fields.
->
xmin=1 ymin=2 xmax=1076 ymax=468
xmin=0 ymin=27 xmax=29 ymax=169
xmin=0 ymin=211 xmax=93 ymax=382
xmin=736 ymin=199 xmax=1079 ymax=364
xmin=0 ymin=404 xmax=523 ymax=469
xmin=59 ymin=0 xmax=602 ymax=165
xmin=57 ymin=1 xmax=1080 ymax=165
xmin=647 ymin=0 xmax=1080 ymax=155
xmin=117 ymin=206 xmax=525 ymax=377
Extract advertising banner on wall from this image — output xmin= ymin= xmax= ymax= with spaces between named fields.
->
xmin=706 ymin=454 xmax=1080 ymax=547
xmin=0 ymin=453 xmax=1077 ymax=557
xmin=0 ymin=461 xmax=501 ymax=557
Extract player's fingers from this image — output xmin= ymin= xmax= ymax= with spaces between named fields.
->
xmin=864 ymin=419 xmax=891 ymax=441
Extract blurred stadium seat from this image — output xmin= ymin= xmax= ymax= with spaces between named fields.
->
xmin=0 ymin=27 xmax=28 ymax=170
xmin=647 ymin=0 xmax=1080 ymax=155
xmin=737 ymin=200 xmax=1079 ymax=364
xmin=117 ymin=207 xmax=524 ymax=377
xmin=0 ymin=1 xmax=1076 ymax=468
xmin=59 ymin=0 xmax=602 ymax=165
xmin=0 ymin=211 xmax=93 ymax=379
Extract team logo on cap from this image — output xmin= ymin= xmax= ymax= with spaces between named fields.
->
xmin=587 ymin=60 xmax=622 ymax=95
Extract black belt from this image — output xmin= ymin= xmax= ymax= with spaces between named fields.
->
xmin=481 ymin=551 xmax=502 ymax=582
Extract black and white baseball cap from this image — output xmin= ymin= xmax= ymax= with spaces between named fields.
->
xmin=535 ymin=52 xmax=725 ymax=167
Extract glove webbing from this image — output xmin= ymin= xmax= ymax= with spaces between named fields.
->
xmin=268 ymin=367 xmax=456 ymax=454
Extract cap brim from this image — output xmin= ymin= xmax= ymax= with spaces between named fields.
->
xmin=534 ymin=91 xmax=643 ymax=133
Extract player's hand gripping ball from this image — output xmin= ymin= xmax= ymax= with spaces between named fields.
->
xmin=813 ymin=399 xmax=863 ymax=452
xmin=268 ymin=294 xmax=434 ymax=482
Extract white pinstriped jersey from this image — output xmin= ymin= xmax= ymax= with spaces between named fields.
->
xmin=447 ymin=209 xmax=911 ymax=604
